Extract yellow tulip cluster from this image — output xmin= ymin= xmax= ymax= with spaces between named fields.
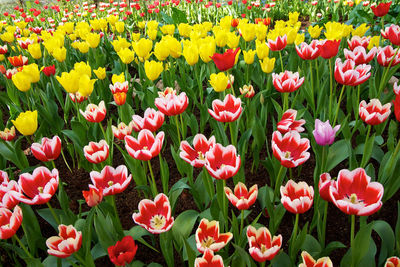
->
xmin=12 ymin=64 xmax=40 ymax=92
xmin=56 ymin=62 xmax=97 ymax=97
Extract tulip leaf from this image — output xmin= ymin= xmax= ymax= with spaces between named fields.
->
xmin=160 ymin=231 xmax=175 ymax=267
xmin=372 ymin=220 xmax=395 ymax=265
xmin=322 ymin=241 xmax=346 ymax=256
xmin=352 ymin=222 xmax=373 ymax=266
xmin=232 ymin=243 xmax=253 ymax=267
xmin=326 ymin=140 xmax=351 ymax=172
xmin=271 ymin=251 xmax=292 ymax=267
xmin=301 ymin=234 xmax=322 ymax=256
xmin=147 ymin=263 xmax=163 ymax=267
xmin=172 ymin=209 xmax=199 ymax=249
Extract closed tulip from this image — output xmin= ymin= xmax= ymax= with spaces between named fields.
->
xmin=243 ymin=50 xmax=256 ymax=64
xmin=313 ymin=119 xmax=340 ymax=146
xmin=295 ymin=40 xmax=321 ymax=60
xmin=208 ymin=94 xmax=243 ymax=123
xmin=83 ymin=140 xmax=109 ymax=164
xmin=80 ymin=101 xmax=106 ymax=123
xmin=382 ymin=24 xmax=400 ymax=46
xmin=12 ymin=110 xmax=38 ymax=136
xmin=28 ymin=43 xmax=42 ymax=59
xmin=108 ymin=236 xmax=138 ymax=266
xmin=131 ymin=108 xmax=164 ymax=132
xmin=82 ymin=187 xmax=103 ymax=207
xmin=280 ymin=180 xmax=314 ymax=214
xmin=183 ymin=41 xmax=199 ymax=66
xmin=31 ymin=136 xmax=62 ymax=162
xmin=267 ymin=35 xmax=287 ymax=51
xmin=371 ymin=1 xmax=392 ymax=17
xmin=246 ymin=225 xmax=282 ymax=262
xmin=0 ymin=126 xmax=16 ymax=142
xmin=299 ymin=251 xmax=333 ymax=267
xmin=12 ymin=71 xmax=31 ymax=92
xmin=93 ymin=67 xmax=106 ymax=80
xmin=377 ymin=45 xmax=400 ymax=67
xmin=318 ymin=40 xmax=341 ymax=59
xmin=385 ymin=256 xmax=400 ymax=267
xmin=133 ymin=38 xmax=152 ymax=61
xmin=144 ymin=60 xmax=163 ymax=81
xmin=78 ymin=75 xmax=97 ymax=97
xmin=118 ymin=48 xmax=135 ymax=64
xmin=0 ymin=206 xmax=23 ymax=239
xmin=319 ymin=173 xmax=334 ymax=202
xmin=260 ymin=57 xmax=276 ymax=73
xmin=359 ymin=99 xmax=391 ymax=125
xmin=46 ymin=224 xmax=82 ymax=258
xmin=209 ymin=72 xmax=229 ymax=92
xmin=210 ymin=48 xmax=240 ymax=71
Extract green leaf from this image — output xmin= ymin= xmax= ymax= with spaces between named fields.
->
xmin=372 ymin=220 xmax=395 ymax=265
xmin=352 ymin=222 xmax=373 ymax=266
xmin=271 ymin=251 xmax=292 ymax=267
xmin=160 ymin=231 xmax=175 ymax=267
xmin=326 ymin=140 xmax=351 ymax=172
xmin=172 ymin=210 xmax=199 ymax=249
xmin=20 ymin=204 xmax=44 ymax=255
xmin=232 ymin=243 xmax=252 ymax=267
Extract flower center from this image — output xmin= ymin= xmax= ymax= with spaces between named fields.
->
xmin=108 ymin=181 xmax=114 ymax=187
xmin=284 ymin=151 xmax=291 ymax=159
xmin=202 ymin=237 xmax=215 ymax=248
xmin=350 ymin=193 xmax=358 ymax=204
xmin=143 ymin=146 xmax=148 ymax=150
xmin=197 ymin=151 xmax=205 ymax=160
xmin=38 ymin=187 xmax=43 ymax=194
xmin=150 ymin=215 xmax=166 ymax=230
xmin=260 ymin=244 xmax=268 ymax=253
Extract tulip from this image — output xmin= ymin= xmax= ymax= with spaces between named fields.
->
xmin=256 ymin=41 xmax=270 ymax=60
xmin=319 ymin=173 xmax=334 ymax=202
xmin=46 ymin=224 xmax=82 ymax=258
xmin=243 ymin=50 xmax=256 ymax=65
xmin=204 ymin=143 xmax=241 ymax=180
xmin=82 ymin=187 xmax=103 ymax=207
xmin=359 ymin=99 xmax=391 ymax=125
xmin=195 ymin=218 xmax=233 ymax=253
xmin=28 ymin=43 xmax=42 ymax=59
xmin=93 ymin=67 xmax=106 ymax=80
xmin=131 ymin=108 xmax=165 ymax=132
xmin=125 ymin=129 xmax=164 ymax=161
xmin=57 ymin=71 xmax=79 ymax=94
xmin=329 ymin=168 xmax=384 ymax=216
xmin=347 ymin=36 xmax=370 ymax=51
xmin=393 ymin=82 xmax=400 ymax=121
xmin=334 ymin=58 xmax=371 ymax=86
xmin=318 ymin=40 xmax=341 ymax=59
xmin=299 ymin=251 xmax=333 ymax=267
xmin=108 ymin=236 xmax=138 ymax=266
xmin=110 ymin=82 xmax=129 ymax=106
xmin=382 ymin=24 xmax=400 ymax=47
xmin=194 ymin=249 xmax=224 ymax=267
xmin=272 ymin=71 xmax=304 ymax=93
xmin=132 ymin=193 xmax=174 ymax=234
xmin=239 ymin=85 xmax=255 ymax=98
xmin=12 ymin=167 xmax=59 ymax=205
xmin=210 ymin=47 xmax=240 ymax=71
xmin=83 ymin=140 xmax=109 ymax=164
xmin=260 ymin=57 xmax=276 ymax=74
xmin=112 ymin=122 xmax=133 ymax=140
xmin=183 ymin=41 xmax=199 ymax=66
xmin=246 ymin=225 xmax=282 ymax=262
xmin=52 ymin=47 xmax=67 ymax=62
xmin=295 ymin=40 xmax=321 ymax=60
xmin=8 ymin=55 xmax=28 ymax=67
xmin=42 ymin=65 xmax=56 ymax=77
xmin=0 ymin=206 xmax=23 ymax=239
xmin=12 ymin=71 xmax=31 ymax=92
xmin=78 ymin=75 xmax=97 ymax=97
xmin=224 ymin=182 xmax=258 ymax=210
xmin=144 ymin=60 xmax=163 ymax=81
xmin=154 ymin=88 xmax=188 ymax=116
xmin=199 ymin=37 xmax=216 ymax=63
xmin=69 ymin=92 xmax=87 ymax=103
xmin=0 ymin=171 xmax=21 ymax=209
xmin=377 ymin=46 xmax=400 ymax=67
xmin=80 ymin=101 xmax=106 ymax=123
xmin=0 ymin=126 xmax=16 ymax=141
xmin=267 ymin=35 xmax=287 ymax=51
xmin=118 ymin=48 xmax=135 ymax=64
xmin=0 ymin=45 xmax=7 ymax=54
xmin=308 ymin=25 xmax=323 ymax=39
xmin=209 ymin=72 xmax=229 ymax=92
xmin=31 ymin=136 xmax=62 ymax=162
xmin=5 ymin=68 xmax=17 ymax=79
xmin=344 ymin=47 xmax=377 ymax=65
xmin=133 ymin=38 xmax=153 ymax=61
xmin=85 ymin=32 xmax=101 ymax=48
xmin=271 ymin=130 xmax=310 ymax=168
xmin=208 ymin=94 xmax=242 ymax=123
xmin=11 ymin=110 xmax=38 ymax=136
xmin=89 ymin=165 xmax=132 ymax=196
xmin=180 ymin=134 xmax=216 ymax=168
xmin=385 ymin=256 xmax=400 ymax=267
xmin=280 ymin=180 xmax=314 ymax=214
xmin=371 ymin=1 xmax=392 ymax=17
xmin=277 ymin=109 xmax=305 ymax=134
xmin=313 ymin=119 xmax=340 ymax=146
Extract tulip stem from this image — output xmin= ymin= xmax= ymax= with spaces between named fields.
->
xmin=240 ymin=209 xmax=245 ymax=237
xmin=273 ymin=165 xmax=285 ymax=201
xmin=74 ymin=252 xmax=86 ymax=265
xmin=279 ymin=51 xmax=284 ymax=73
xmin=13 ymin=235 xmax=34 ymax=259
xmin=51 ymin=160 xmax=56 ymax=170
xmin=360 ymin=125 xmax=372 ymax=168
xmin=333 ymin=85 xmax=346 ymax=127
xmin=47 ymin=202 xmax=61 ymax=225
xmin=174 ymin=116 xmax=181 ymax=145
xmin=195 ymin=64 xmax=203 ymax=105
xmin=60 ymin=149 xmax=72 ymax=173
xmin=328 ymin=58 xmax=333 ymax=121
xmin=377 ymin=46 xmax=399 ymax=98
xmin=283 ymin=93 xmax=289 ymax=112
xmin=180 ymin=114 xmax=185 ymax=140
xmin=309 ymin=60 xmax=316 ymax=115
xmin=260 ymin=261 xmax=266 ymax=267
xmin=98 ymin=123 xmax=107 ymax=141
xmin=229 ymin=122 xmax=236 ymax=147
xmin=202 ymin=169 xmax=215 ymax=203
xmin=290 ymin=213 xmax=300 ymax=261
xmin=321 ymin=200 xmax=328 ymax=247
xmin=350 ymin=214 xmax=355 ymax=256
xmin=147 ymin=160 xmax=158 ymax=197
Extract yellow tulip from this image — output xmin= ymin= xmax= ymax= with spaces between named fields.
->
xmin=93 ymin=67 xmax=106 ymax=80
xmin=214 ymin=29 xmax=228 ymax=48
xmin=352 ymin=23 xmax=369 ymax=37
xmin=23 ymin=64 xmax=40 ymax=83
xmin=243 ymin=50 xmax=256 ymax=65
xmin=147 ymin=29 xmax=157 ymax=41
xmin=12 ymin=71 xmax=32 ymax=92
xmin=256 ymin=40 xmax=269 ymax=60
xmin=220 ymin=16 xmax=233 ymax=30
xmin=28 ymin=43 xmax=42 ymax=59
xmin=240 ymin=23 xmax=256 ymax=42
xmin=154 ymin=40 xmax=170 ymax=61
xmin=178 ymin=23 xmax=192 ymax=38
xmin=112 ymin=73 xmax=125 ymax=84
xmin=324 ymin=22 xmax=344 ymax=41
xmin=138 ymin=21 xmax=146 ymax=29
xmin=160 ymin=25 xmax=175 ymax=36
xmin=133 ymin=38 xmax=152 ymax=61
xmin=308 ymin=25 xmax=323 ymax=39
xmin=227 ymin=32 xmax=240 ymax=49
xmin=209 ymin=72 xmax=228 ymax=92
xmin=199 ymin=37 xmax=216 ymax=63
xmin=112 ymin=37 xmax=131 ymax=53
xmin=0 ymin=32 xmax=14 ymax=43
xmin=118 ymin=48 xmax=135 ymax=64
xmin=131 ymin=33 xmax=141 ymax=42
xmin=107 ymin=15 xmax=118 ymax=26
xmin=288 ymin=12 xmax=300 ymax=26
xmin=144 ymin=60 xmax=163 ymax=81
xmin=64 ymin=22 xmax=75 ymax=34
xmin=78 ymin=75 xmax=97 ymax=97
xmin=147 ymin=21 xmax=159 ymax=31
xmin=56 ymin=71 xmax=79 ymax=93
xmin=0 ymin=55 xmax=4 ymax=61
xmin=12 ymin=110 xmax=38 ymax=136
xmin=74 ymin=62 xmax=92 ymax=78
xmin=165 ymin=36 xmax=182 ymax=58
xmin=77 ymin=41 xmax=90 ymax=53
xmin=183 ymin=41 xmax=199 ymax=66
xmin=115 ymin=21 xmax=125 ymax=33
xmin=52 ymin=47 xmax=67 ymax=62
xmin=85 ymin=32 xmax=101 ymax=48
xmin=255 ymin=23 xmax=268 ymax=41
xmin=368 ymin=36 xmax=380 ymax=50
xmin=260 ymin=57 xmax=276 ymax=74
xmin=295 ymin=33 xmax=305 ymax=46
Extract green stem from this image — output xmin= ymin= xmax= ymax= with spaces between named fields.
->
xmin=273 ymin=165 xmax=285 ymax=201
xmin=60 ymin=149 xmax=72 ymax=172
xmin=159 ymin=154 xmax=168 ymax=194
xmin=195 ymin=64 xmax=203 ymax=105
xmin=377 ymin=46 xmax=400 ymax=98
xmin=180 ymin=113 xmax=185 ymax=140
xmin=98 ymin=122 xmax=107 ymax=141
xmin=46 ymin=202 xmax=61 ymax=225
xmin=360 ymin=125 xmax=372 ymax=168
xmin=51 ymin=160 xmax=56 ymax=170
xmin=279 ymin=51 xmax=284 ymax=73
xmin=309 ymin=60 xmax=316 ymax=115
xmin=240 ymin=209 xmax=244 ymax=237
xmin=328 ymin=58 xmax=333 ymax=120
xmin=283 ymin=92 xmax=289 ymax=112
xmin=229 ymin=122 xmax=236 ymax=147
xmin=202 ymin=168 xmax=215 ymax=202
xmin=332 ymin=85 xmax=346 ymax=127
xmin=13 ymin=235 xmax=34 ymax=259
xmin=350 ymin=214 xmax=355 ymax=266
xmin=174 ymin=116 xmax=181 ymax=145
xmin=321 ymin=200 xmax=328 ymax=247
xmin=74 ymin=252 xmax=87 ymax=265
xmin=147 ymin=160 xmax=158 ymax=197
xmin=356 ymin=85 xmax=361 ymax=120
xmin=290 ymin=213 xmax=300 ymax=261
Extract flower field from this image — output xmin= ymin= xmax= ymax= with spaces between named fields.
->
xmin=1 ymin=0 xmax=400 ymax=266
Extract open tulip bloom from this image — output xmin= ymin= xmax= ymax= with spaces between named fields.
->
xmin=31 ymin=136 xmax=62 ymax=162
xmin=246 ymin=225 xmax=282 ymax=262
xmin=299 ymin=251 xmax=333 ymax=267
xmin=180 ymin=134 xmax=216 ymax=168
xmin=107 ymin=236 xmax=138 ymax=266
xmin=83 ymin=140 xmax=109 ymax=164
xmin=46 ymin=224 xmax=82 ymax=258
xmin=194 ymin=249 xmax=224 ymax=267
xmin=195 ymin=218 xmax=233 ymax=253
xmin=277 ymin=109 xmax=305 ymax=134
xmin=131 ymin=108 xmax=165 ymax=132
xmin=208 ymin=94 xmax=243 ymax=123
xmin=125 ymin=129 xmax=164 ymax=161
xmin=280 ymin=180 xmax=314 ymax=214
xmin=0 ymin=206 xmax=23 ymax=239
xmin=204 ymin=143 xmax=241 ymax=180
xmin=89 ymin=165 xmax=132 ymax=196
xmin=359 ymin=99 xmax=391 ymax=125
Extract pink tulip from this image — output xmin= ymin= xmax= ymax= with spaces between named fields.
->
xmin=180 ymin=134 xmax=216 ymax=168
xmin=313 ymin=119 xmax=340 ymax=146
xmin=83 ymin=140 xmax=109 ymax=164
xmin=31 ymin=136 xmax=62 ymax=162
xmin=204 ymin=143 xmax=241 ymax=180
xmin=280 ymin=180 xmax=314 ymax=214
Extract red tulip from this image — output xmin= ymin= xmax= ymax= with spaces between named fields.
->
xmin=83 ymin=140 xmax=109 ymax=164
xmin=231 ymin=18 xmax=239 ymax=27
xmin=69 ymin=92 xmax=87 ymax=103
xmin=329 ymin=168 xmax=384 ymax=216
xmin=224 ymin=182 xmax=258 ymax=210
xmin=295 ymin=40 xmax=321 ymax=60
xmin=204 ymin=143 xmax=241 ymax=180
xmin=344 ymin=46 xmax=377 ymax=65
xmin=272 ymin=71 xmax=304 ymax=93
xmin=299 ymin=251 xmax=333 ymax=267
xmin=0 ymin=171 xmax=21 ymax=209
xmin=347 ymin=36 xmax=370 ymax=51
xmin=31 ymin=136 xmax=61 ymax=162
xmin=318 ymin=39 xmax=341 ymax=59
xmin=82 ymin=187 xmax=103 ymax=207
xmin=8 ymin=55 xmax=28 ymax=67
xmin=89 ymin=165 xmax=132 ymax=196
xmin=0 ymin=45 xmax=7 ymax=54
xmin=0 ymin=206 xmax=23 ymax=239
xmin=42 ymin=65 xmax=56 ymax=76
xmin=112 ymin=122 xmax=133 ymax=140
xmin=385 ymin=256 xmax=400 ymax=267
xmin=277 ymin=109 xmax=305 ymax=134
xmin=131 ymin=108 xmax=165 ymax=132
xmin=80 ymin=101 xmax=106 ymax=123
xmin=12 ymin=167 xmax=59 ymax=205
xmin=208 ymin=94 xmax=243 ymax=123
xmin=154 ymin=88 xmax=188 ymax=116
xmin=108 ymin=236 xmax=138 ymax=266
xmin=5 ymin=68 xmax=17 ymax=80
xmin=125 ymin=129 xmax=164 ymax=161
xmin=246 ymin=225 xmax=282 ymax=262
xmin=280 ymin=180 xmax=314 ymax=214
xmin=0 ymin=126 xmax=16 ymax=141
xmin=377 ymin=46 xmax=400 ymax=67
xmin=195 ymin=218 xmax=233 ymax=253
xmin=359 ymin=99 xmax=391 ymax=125
xmin=319 ymin=173 xmax=334 ymax=202
xmin=271 ymin=130 xmax=310 ymax=168
xmin=110 ymin=81 xmax=129 ymax=106
xmin=180 ymin=134 xmax=215 ymax=168
xmin=46 ymin=224 xmax=82 ymax=258
xmin=267 ymin=35 xmax=287 ymax=51
xmin=334 ymin=58 xmax=371 ymax=86
xmin=132 ymin=193 xmax=174 ymax=234
xmin=210 ymin=47 xmax=240 ymax=71
xmin=393 ymin=82 xmax=400 ymax=121
xmin=381 ymin=24 xmax=400 ymax=46
xmin=195 ymin=248 xmax=224 ymax=267
xmin=371 ymin=1 xmax=391 ymax=17
xmin=239 ymin=84 xmax=255 ymax=98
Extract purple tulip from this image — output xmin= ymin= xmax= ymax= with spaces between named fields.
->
xmin=313 ymin=119 xmax=340 ymax=146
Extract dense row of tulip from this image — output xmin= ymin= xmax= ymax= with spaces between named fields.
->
xmin=0 ymin=0 xmax=400 ymax=266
